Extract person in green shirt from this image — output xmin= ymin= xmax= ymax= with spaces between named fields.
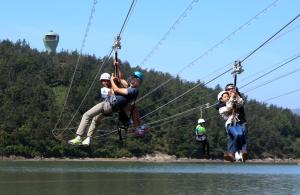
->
xmin=195 ymin=118 xmax=209 ymax=157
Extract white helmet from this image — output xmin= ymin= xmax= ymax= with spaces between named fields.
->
xmin=217 ymin=90 xmax=228 ymax=101
xmin=198 ymin=118 xmax=205 ymax=124
xmin=100 ymin=73 xmax=110 ymax=81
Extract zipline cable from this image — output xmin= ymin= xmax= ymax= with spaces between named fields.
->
xmin=53 ymin=0 xmax=98 ymax=132
xmin=151 ymin=23 xmax=300 ymax=113
xmin=52 ymin=0 xmax=137 ymax=139
xmin=146 ymin=85 xmax=300 ymax=131
xmin=169 ymin=52 xmax=300 ymax=114
xmin=140 ymin=59 xmax=236 ymax=115
xmin=241 ymin=13 xmax=300 ymax=63
xmin=141 ymin=69 xmax=230 ymax=120
xmin=145 ymin=102 xmax=217 ymax=127
xmin=140 ymin=13 xmax=300 ymax=120
xmin=127 ymin=102 xmax=216 ymax=133
xmin=132 ymin=53 xmax=300 ymax=132
xmin=97 ymin=66 xmax=300 ymax=139
xmin=65 ymin=0 xmax=137 ymax=129
xmin=242 ymin=65 xmax=300 ymax=94
xmin=263 ymin=87 xmax=300 ymax=102
xmin=118 ymin=0 xmax=137 ymax=36
xmin=240 ymin=53 xmax=300 ymax=89
xmin=182 ymin=39 xmax=300 ymax=112
xmin=139 ymin=0 xmax=200 ymax=68
xmin=136 ymin=0 xmax=279 ymax=103
xmin=142 ymin=51 xmax=300 ymax=125
xmin=64 ymin=50 xmax=114 ymax=129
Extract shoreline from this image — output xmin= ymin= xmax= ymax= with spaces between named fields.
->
xmin=1 ymin=154 xmax=299 ymax=164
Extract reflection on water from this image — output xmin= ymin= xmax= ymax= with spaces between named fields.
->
xmin=0 ymin=161 xmax=299 ymax=195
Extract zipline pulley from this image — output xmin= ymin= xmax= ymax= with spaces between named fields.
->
xmin=232 ymin=60 xmax=244 ymax=75
xmin=205 ymin=102 xmax=210 ymax=109
xmin=112 ymin=35 xmax=122 ymax=82
xmin=112 ymin=35 xmax=121 ymax=52
xmin=199 ymin=103 xmax=210 ymax=118
xmin=230 ymin=60 xmax=244 ymax=119
xmin=232 ymin=60 xmax=244 ymax=86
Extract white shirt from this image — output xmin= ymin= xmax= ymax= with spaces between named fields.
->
xmin=219 ymin=96 xmax=244 ymax=127
xmin=101 ymin=87 xmax=110 ymax=99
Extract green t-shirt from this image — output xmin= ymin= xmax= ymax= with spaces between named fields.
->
xmin=195 ymin=125 xmax=206 ymax=135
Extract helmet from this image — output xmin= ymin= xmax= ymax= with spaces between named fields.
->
xmin=198 ymin=118 xmax=205 ymax=124
xmin=217 ymin=91 xmax=228 ymax=101
xmin=132 ymin=71 xmax=143 ymax=82
xmin=225 ymin=83 xmax=239 ymax=91
xmin=225 ymin=83 xmax=234 ymax=90
xmin=100 ymin=73 xmax=110 ymax=81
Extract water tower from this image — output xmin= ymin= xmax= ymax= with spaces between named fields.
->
xmin=43 ymin=30 xmax=59 ymax=54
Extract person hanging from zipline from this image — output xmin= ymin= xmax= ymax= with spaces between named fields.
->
xmin=68 ymin=60 xmax=144 ymax=146
xmin=216 ymin=89 xmax=247 ymax=162
xmin=68 ymin=34 xmax=144 ymax=146
xmin=67 ymin=72 xmax=112 ymax=146
xmin=225 ymin=84 xmax=248 ymax=161
xmin=194 ymin=118 xmax=209 ymax=157
xmin=216 ymin=61 xmax=248 ymax=162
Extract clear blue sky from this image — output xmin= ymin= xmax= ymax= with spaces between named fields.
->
xmin=1 ymin=0 xmax=300 ymax=109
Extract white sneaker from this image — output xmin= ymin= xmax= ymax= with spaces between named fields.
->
xmin=82 ymin=137 xmax=91 ymax=146
xmin=68 ymin=136 xmax=82 ymax=145
xmin=235 ymin=151 xmax=242 ymax=161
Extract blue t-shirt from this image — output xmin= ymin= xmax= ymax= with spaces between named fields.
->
xmin=113 ymin=87 xmax=138 ymax=109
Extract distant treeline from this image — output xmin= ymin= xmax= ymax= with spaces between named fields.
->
xmin=0 ymin=39 xmax=300 ymax=159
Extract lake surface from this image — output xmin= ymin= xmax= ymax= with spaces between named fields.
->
xmin=0 ymin=161 xmax=299 ymax=195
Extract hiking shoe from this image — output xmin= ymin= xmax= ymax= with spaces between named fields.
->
xmin=82 ymin=137 xmax=91 ymax=146
xmin=242 ymin=152 xmax=248 ymax=161
xmin=68 ymin=136 xmax=82 ymax=145
xmin=224 ymin=152 xmax=235 ymax=162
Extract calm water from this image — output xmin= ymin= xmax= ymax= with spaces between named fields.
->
xmin=0 ymin=161 xmax=299 ymax=195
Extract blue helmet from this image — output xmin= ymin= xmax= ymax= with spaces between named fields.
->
xmin=132 ymin=71 xmax=143 ymax=82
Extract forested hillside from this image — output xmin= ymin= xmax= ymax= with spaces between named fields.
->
xmin=1 ymin=40 xmax=300 ymax=159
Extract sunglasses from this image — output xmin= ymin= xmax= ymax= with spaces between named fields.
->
xmin=226 ymin=87 xmax=235 ymax=91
